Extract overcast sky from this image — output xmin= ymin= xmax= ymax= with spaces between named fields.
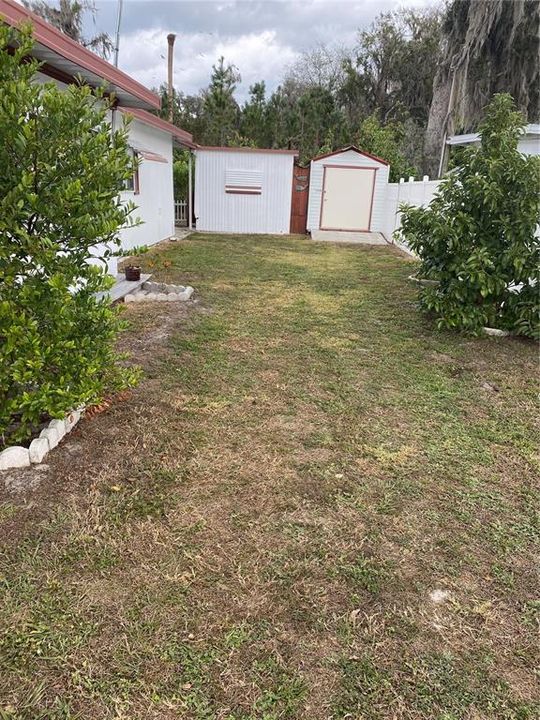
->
xmin=88 ymin=0 xmax=440 ymax=101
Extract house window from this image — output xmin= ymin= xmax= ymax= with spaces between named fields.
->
xmin=225 ymin=168 xmax=262 ymax=195
xmin=124 ymin=146 xmax=140 ymax=193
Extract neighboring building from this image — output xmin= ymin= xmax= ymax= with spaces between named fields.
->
xmin=1 ymin=0 xmax=194 ymax=275
xmin=307 ymin=146 xmax=390 ymax=235
xmin=194 ymin=146 xmax=298 ymax=234
xmin=443 ymin=124 xmax=540 ymax=171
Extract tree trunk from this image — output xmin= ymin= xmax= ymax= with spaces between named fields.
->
xmin=424 ymin=0 xmax=539 ymax=177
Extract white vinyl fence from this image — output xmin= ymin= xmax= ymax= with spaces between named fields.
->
xmin=175 ymin=199 xmax=188 ymax=226
xmin=382 ymin=176 xmax=441 ymax=254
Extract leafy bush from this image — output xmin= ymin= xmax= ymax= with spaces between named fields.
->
xmin=173 ymin=149 xmax=191 ymax=200
xmin=356 ymin=114 xmax=417 ymax=182
xmin=398 ymin=94 xmax=540 ymax=337
xmin=0 ymin=23 xmax=140 ymax=446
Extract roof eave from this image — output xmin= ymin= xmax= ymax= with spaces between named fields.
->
xmin=447 ymin=124 xmax=540 ymax=145
xmin=120 ymin=108 xmax=195 ymax=148
xmin=195 ymin=145 xmax=299 ymax=156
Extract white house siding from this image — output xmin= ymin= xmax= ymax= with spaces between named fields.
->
xmin=307 ymin=149 xmax=389 ymax=233
xmin=194 ymin=149 xmax=295 ymax=234
xmin=118 ymin=118 xmax=175 ymax=254
xmin=34 ymin=73 xmax=175 ymax=274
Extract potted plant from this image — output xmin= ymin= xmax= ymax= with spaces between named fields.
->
xmin=124 ymin=264 xmax=141 ymax=281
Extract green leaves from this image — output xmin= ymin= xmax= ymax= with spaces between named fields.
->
xmin=398 ymin=94 xmax=540 ymax=339
xmin=0 ymin=24 xmax=140 ymax=445
xmin=356 ymin=114 xmax=417 ymax=181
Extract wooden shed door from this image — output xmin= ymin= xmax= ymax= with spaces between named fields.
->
xmin=320 ymin=166 xmax=376 ymax=231
xmin=289 ymin=164 xmax=310 ymax=234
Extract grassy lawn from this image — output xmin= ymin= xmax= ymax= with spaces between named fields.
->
xmin=1 ymin=233 xmax=538 ymax=719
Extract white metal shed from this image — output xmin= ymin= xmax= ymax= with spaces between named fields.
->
xmin=307 ymin=146 xmax=390 ymax=234
xmin=194 ymin=146 xmax=298 ymax=234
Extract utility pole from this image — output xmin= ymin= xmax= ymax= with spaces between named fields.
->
xmin=113 ymin=0 xmax=123 ymax=68
xmin=167 ymin=33 xmax=176 ymax=123
xmin=111 ymin=0 xmax=123 ymax=138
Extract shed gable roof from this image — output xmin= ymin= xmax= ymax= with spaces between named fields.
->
xmin=312 ymin=145 xmax=389 ymax=166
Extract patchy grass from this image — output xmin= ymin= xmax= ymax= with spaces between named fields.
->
xmin=0 ymin=233 xmax=538 ymax=719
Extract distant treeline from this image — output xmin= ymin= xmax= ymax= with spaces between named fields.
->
xmin=159 ymin=0 xmax=539 ymax=179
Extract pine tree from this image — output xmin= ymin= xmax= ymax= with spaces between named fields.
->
xmin=202 ymin=57 xmax=241 ymax=146
xmin=23 ymin=0 xmax=113 ymax=58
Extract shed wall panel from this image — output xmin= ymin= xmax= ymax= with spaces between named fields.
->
xmin=195 ymin=150 xmax=295 ymax=234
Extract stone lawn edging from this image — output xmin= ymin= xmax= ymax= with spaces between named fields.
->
xmin=125 ymin=281 xmax=194 ymax=303
xmin=0 ymin=407 xmax=83 ymax=471
xmin=0 ymin=280 xmax=196 ymax=471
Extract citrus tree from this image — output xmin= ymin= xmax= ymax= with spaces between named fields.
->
xmin=398 ymin=94 xmax=540 ymax=337
xmin=0 ymin=23 xmax=140 ymax=445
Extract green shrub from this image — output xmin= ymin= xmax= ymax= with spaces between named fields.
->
xmin=397 ymin=94 xmax=540 ymax=337
xmin=0 ymin=23 xmax=140 ymax=446
xmin=173 ymin=149 xmax=191 ymax=200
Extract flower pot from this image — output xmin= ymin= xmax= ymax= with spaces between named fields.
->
xmin=125 ymin=266 xmax=141 ymax=281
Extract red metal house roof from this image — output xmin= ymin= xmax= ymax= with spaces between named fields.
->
xmin=1 ymin=0 xmax=159 ymax=110
xmin=312 ymin=145 xmax=389 ymax=166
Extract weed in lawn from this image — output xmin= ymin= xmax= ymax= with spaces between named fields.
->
xmin=337 ymin=554 xmax=389 ymax=594
xmin=250 ymin=655 xmax=307 ymax=719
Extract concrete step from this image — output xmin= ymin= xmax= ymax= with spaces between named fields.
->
xmin=96 ymin=274 xmax=152 ymax=303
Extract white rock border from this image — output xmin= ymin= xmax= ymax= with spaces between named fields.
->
xmin=0 ymin=407 xmax=84 ymax=471
xmin=483 ymin=327 xmax=512 ymax=337
xmin=125 ymin=281 xmax=194 ymax=304
xmin=407 ymin=274 xmax=440 ymax=287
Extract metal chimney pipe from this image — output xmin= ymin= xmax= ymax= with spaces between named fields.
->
xmin=167 ymin=33 xmax=176 ymax=123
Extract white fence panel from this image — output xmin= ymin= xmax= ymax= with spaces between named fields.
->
xmin=382 ymin=176 xmax=441 ymax=253
xmin=175 ymin=200 xmax=188 ymax=226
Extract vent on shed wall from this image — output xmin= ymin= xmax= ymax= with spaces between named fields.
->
xmin=225 ymin=169 xmax=262 ymax=194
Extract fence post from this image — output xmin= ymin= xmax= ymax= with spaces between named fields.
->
xmin=188 ymin=152 xmax=193 ymax=230
xmin=394 ymin=177 xmax=405 ymax=233
xmin=422 ymin=175 xmax=429 ymax=206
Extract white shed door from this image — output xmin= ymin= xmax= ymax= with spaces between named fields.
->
xmin=321 ymin=166 xmax=376 ymax=231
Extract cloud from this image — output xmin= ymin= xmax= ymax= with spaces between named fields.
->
xmin=91 ymin=0 xmax=441 ymax=99
xmin=118 ymin=26 xmax=299 ymax=101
